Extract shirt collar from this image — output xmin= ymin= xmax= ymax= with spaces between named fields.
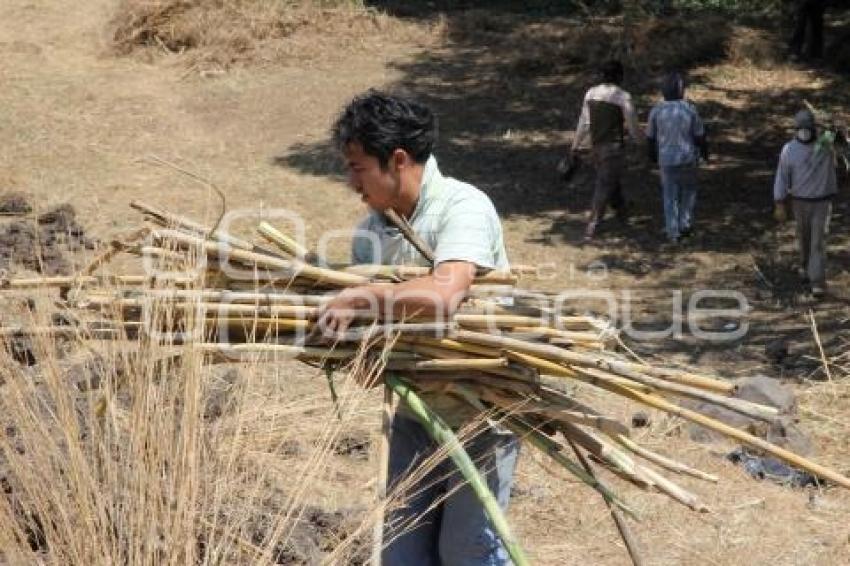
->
xmin=410 ymin=155 xmax=440 ymax=222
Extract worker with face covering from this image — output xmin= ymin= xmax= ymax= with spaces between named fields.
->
xmin=773 ymin=109 xmax=838 ymax=298
xmin=646 ymin=71 xmax=708 ymax=243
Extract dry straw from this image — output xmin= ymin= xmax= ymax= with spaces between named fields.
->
xmin=2 ymin=200 xmax=849 ymax=564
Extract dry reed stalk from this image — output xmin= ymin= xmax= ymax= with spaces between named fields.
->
xmin=546 ymin=337 xmax=606 ymax=351
xmin=640 ymin=365 xmax=736 ymax=394
xmin=507 ymin=325 xmax=613 ymax=344
xmin=81 ymin=288 xmax=332 ymax=306
xmin=390 ymin=340 xmax=539 ymax=383
xmin=372 ymin=382 xmax=393 ymax=565
xmin=198 ymin=319 xmax=457 ymax=343
xmin=0 ymin=325 xmax=136 ymax=341
xmin=455 ymin=329 xmax=734 ymax=394
xmin=575 ymin=365 xmax=776 ymax=422
xmin=131 ymin=199 xmax=256 ymax=251
xmin=383 ymin=358 xmax=509 ymax=371
xmin=511 ymin=348 xmax=850 ymax=489
xmin=398 ymin=335 xmax=502 ymax=358
xmin=559 ymin=423 xmax=708 ymax=513
xmin=139 ymin=245 xmax=204 ymax=264
xmin=257 ymin=221 xmax=312 ymax=260
xmin=473 ymin=385 xmax=629 ymax=438
xmin=537 ymin=385 xmax=630 ymax=437
xmin=808 ymin=309 xmax=835 ymax=385
xmin=195 ymin=342 xmax=359 ymax=359
xmin=565 ymin=437 xmax=646 ymax=566
xmin=501 ymin=415 xmax=640 ymax=520
xmin=556 ymin=422 xmax=653 ymax=490
xmin=151 ymin=229 xmax=367 ymax=287
xmin=453 ymin=313 xmax=593 ymax=332
xmin=78 ymin=296 xmax=328 ymax=320
xmin=631 ymin=462 xmax=710 ymax=513
xmin=615 ymin=434 xmax=719 ymax=483
xmin=455 ymin=330 xmax=773 ymax=419
xmin=506 ymin=352 xmax=656 ymax=394
xmin=81 ymin=227 xmax=151 ymax=275
xmin=0 ymin=274 xmax=197 ymax=289
xmin=383 ymin=208 xmax=437 ymax=265
xmin=407 ymin=372 xmax=538 ymax=396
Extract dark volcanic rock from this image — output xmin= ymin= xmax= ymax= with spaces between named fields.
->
xmin=0 ymin=192 xmax=32 ymax=215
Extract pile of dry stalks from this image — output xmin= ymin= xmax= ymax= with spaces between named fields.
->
xmin=2 ymin=197 xmax=849 ymax=564
xmin=110 ymin=0 xmax=430 ymax=68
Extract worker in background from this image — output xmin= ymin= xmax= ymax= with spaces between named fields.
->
xmin=788 ymin=0 xmax=828 ymax=62
xmin=773 ymin=109 xmax=838 ymax=298
xmin=570 ymin=59 xmax=641 ymax=241
xmin=646 ymin=71 xmax=708 ymax=244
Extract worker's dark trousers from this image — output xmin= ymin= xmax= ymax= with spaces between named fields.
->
xmin=590 ymin=142 xmax=626 ymax=225
xmin=789 ymin=0 xmax=826 ymax=59
xmin=792 ymin=198 xmax=831 ymax=288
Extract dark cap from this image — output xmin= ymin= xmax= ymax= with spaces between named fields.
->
xmin=794 ymin=109 xmax=815 ymax=130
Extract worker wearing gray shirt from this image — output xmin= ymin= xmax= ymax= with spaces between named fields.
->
xmin=773 ymin=109 xmax=838 ymax=297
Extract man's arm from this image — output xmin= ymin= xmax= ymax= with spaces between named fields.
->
xmin=646 ymin=107 xmax=658 ymax=163
xmin=773 ymin=146 xmax=791 ymax=202
xmin=622 ymin=94 xmax=641 ymax=143
xmin=692 ymin=109 xmax=709 ymax=162
xmin=316 ymin=260 xmax=476 ymax=335
xmin=571 ymin=92 xmax=591 ymax=152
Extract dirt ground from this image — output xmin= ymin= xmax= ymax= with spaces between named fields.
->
xmin=2 ymin=0 xmax=850 ymax=564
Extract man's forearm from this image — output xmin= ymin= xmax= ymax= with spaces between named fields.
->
xmin=346 ymin=275 xmax=467 ymax=319
xmin=338 ymin=259 xmax=477 ymax=321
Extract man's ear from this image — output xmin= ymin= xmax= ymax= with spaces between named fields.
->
xmin=390 ymin=148 xmax=409 ymax=173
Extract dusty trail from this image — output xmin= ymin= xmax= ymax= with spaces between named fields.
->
xmin=0 ymin=0 xmax=407 ymax=246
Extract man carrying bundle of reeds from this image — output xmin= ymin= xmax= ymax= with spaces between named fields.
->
xmin=570 ymin=59 xmax=641 ymax=241
xmin=646 ymin=71 xmax=708 ymax=244
xmin=319 ymin=90 xmax=519 ymax=565
xmin=773 ymin=108 xmax=838 ymax=299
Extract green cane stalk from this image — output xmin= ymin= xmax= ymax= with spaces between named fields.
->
xmin=385 ymin=375 xmax=530 ymax=566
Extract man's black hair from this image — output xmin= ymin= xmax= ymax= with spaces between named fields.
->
xmin=331 ymin=90 xmax=437 ymax=167
xmin=599 ymin=60 xmax=624 ymax=85
xmin=661 ymin=71 xmax=686 ymax=101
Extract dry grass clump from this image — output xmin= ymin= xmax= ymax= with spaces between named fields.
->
xmin=109 ymin=0 xmax=433 ymax=68
xmin=0 ymin=290 xmax=383 ymax=564
xmin=726 ymin=26 xmax=784 ymax=68
xmin=628 ymin=15 xmax=731 ymax=71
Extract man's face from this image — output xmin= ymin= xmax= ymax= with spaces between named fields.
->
xmin=342 ymin=142 xmax=400 ymax=211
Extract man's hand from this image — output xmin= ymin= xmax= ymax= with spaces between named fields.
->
xmin=315 ymin=287 xmax=373 ymax=338
xmin=774 ymin=201 xmax=789 ymax=223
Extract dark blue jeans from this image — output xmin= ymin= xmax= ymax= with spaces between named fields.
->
xmin=382 ymin=415 xmax=519 ymax=566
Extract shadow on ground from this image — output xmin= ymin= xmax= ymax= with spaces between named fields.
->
xmin=276 ymin=6 xmax=850 ymax=371
xmin=278 ymin=7 xmax=847 ymax=244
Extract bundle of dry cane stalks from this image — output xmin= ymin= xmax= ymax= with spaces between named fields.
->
xmin=3 ymin=199 xmax=849 ymax=565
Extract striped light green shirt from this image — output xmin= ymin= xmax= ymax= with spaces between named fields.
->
xmin=351 ymin=155 xmax=509 ymax=426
